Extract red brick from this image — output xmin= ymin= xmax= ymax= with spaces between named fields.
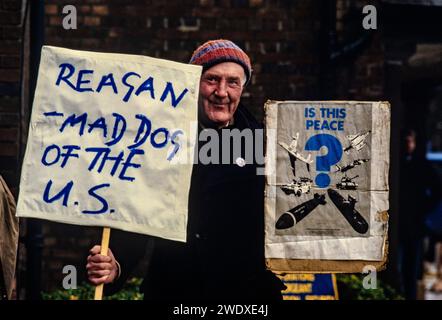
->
xmin=191 ymin=7 xmax=222 ymax=18
xmin=78 ymin=5 xmax=91 ymax=14
xmin=224 ymin=9 xmax=255 ymax=18
xmin=44 ymin=237 xmax=57 ymax=246
xmin=47 ymin=37 xmax=82 ymax=49
xmin=0 ymin=97 xmax=19 ymax=112
xmin=108 ymin=28 xmax=120 ymax=38
xmin=49 ymin=16 xmax=62 ymax=26
xmin=84 ymin=0 xmax=107 ymax=4
xmin=0 ymin=128 xmax=18 ymax=142
xmin=0 ymin=112 xmax=18 ymax=126
xmin=218 ymin=31 xmax=251 ymax=41
xmin=250 ymin=0 xmax=264 ymax=7
xmin=0 ymin=11 xmax=20 ymax=25
xmin=200 ymin=0 xmax=214 ymax=6
xmin=2 ymin=0 xmax=21 ymax=11
xmin=0 ymin=69 xmax=20 ymax=82
xmin=81 ymin=38 xmax=101 ymax=48
xmin=219 ymin=0 xmax=231 ymax=7
xmin=2 ymin=26 xmax=21 ymax=40
xmin=0 ymin=55 xmax=20 ymax=68
xmin=92 ymin=5 xmax=109 ymax=16
xmin=84 ymin=16 xmax=101 ymax=26
xmin=187 ymin=30 xmax=219 ymax=41
xmin=45 ymin=4 xmax=57 ymax=15
xmin=123 ymin=5 xmax=142 ymax=16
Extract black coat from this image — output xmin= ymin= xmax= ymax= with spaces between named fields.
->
xmin=108 ymin=104 xmax=284 ymax=301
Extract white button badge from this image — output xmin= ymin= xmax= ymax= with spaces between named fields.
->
xmin=235 ymin=157 xmax=246 ymax=167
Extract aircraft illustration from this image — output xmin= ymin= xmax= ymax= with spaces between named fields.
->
xmin=279 ymin=132 xmax=313 ymax=173
xmin=327 ymin=189 xmax=369 ymax=234
xmin=343 ymin=130 xmax=371 ymax=154
xmin=275 ymin=193 xmax=327 ymax=230
xmin=335 ymin=158 xmax=370 ymax=173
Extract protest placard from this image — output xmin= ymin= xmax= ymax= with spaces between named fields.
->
xmin=16 ymin=46 xmax=202 ymax=243
xmin=278 ymin=273 xmax=339 ymax=300
xmin=264 ymin=101 xmax=390 ymax=267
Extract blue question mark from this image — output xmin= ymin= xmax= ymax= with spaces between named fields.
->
xmin=305 ymin=134 xmax=343 ymax=188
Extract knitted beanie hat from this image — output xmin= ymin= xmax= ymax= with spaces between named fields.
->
xmin=189 ymin=39 xmax=252 ymax=85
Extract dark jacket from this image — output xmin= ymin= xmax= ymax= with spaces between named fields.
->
xmin=108 ymin=104 xmax=284 ymax=301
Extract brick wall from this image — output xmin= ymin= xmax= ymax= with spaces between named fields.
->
xmin=43 ymin=0 xmax=323 ymax=121
xmin=40 ymin=222 xmax=103 ymax=293
xmin=0 ymin=0 xmax=25 ymax=194
xmin=334 ymin=0 xmax=384 ymax=100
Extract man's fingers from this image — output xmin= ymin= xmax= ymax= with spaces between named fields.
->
xmin=90 ymin=246 xmax=114 ymax=257
xmin=89 ymin=245 xmax=101 ymax=255
xmin=87 ymin=254 xmax=112 ymax=264
xmin=86 ymin=261 xmax=112 ymax=271
xmin=86 ymin=245 xmax=117 ymax=286
xmin=88 ymin=269 xmax=111 ymax=277
xmin=88 ymin=275 xmax=109 ymax=285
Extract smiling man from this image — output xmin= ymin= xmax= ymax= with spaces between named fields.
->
xmin=198 ymin=61 xmax=244 ymax=128
xmin=86 ymin=39 xmax=285 ymax=301
xmin=190 ymin=39 xmax=252 ymax=129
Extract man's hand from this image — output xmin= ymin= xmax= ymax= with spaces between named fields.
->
xmin=86 ymin=245 xmax=118 ymax=285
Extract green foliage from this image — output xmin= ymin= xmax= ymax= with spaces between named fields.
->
xmin=42 ymin=277 xmax=144 ymax=300
xmin=42 ymin=275 xmax=404 ymax=300
xmin=336 ymin=274 xmax=404 ymax=300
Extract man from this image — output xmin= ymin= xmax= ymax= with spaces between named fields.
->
xmin=398 ymin=129 xmax=440 ymax=299
xmin=86 ymin=39 xmax=285 ymax=300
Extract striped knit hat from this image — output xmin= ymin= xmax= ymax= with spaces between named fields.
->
xmin=189 ymin=39 xmax=252 ymax=85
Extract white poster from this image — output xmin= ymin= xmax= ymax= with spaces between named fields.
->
xmin=16 ymin=46 xmax=202 ymax=242
xmin=265 ymin=101 xmax=390 ymax=260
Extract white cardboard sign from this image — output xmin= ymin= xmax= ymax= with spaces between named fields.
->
xmin=16 ymin=46 xmax=202 ymax=242
xmin=265 ymin=101 xmax=390 ymax=260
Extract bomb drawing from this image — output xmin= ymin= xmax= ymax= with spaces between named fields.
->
xmin=327 ymin=189 xmax=368 ymax=234
xmin=275 ymin=193 xmax=327 ymax=230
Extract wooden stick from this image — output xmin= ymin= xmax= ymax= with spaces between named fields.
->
xmin=94 ymin=227 xmax=111 ymax=300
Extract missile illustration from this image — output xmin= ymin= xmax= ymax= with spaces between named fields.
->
xmin=335 ymin=158 xmax=370 ymax=173
xmin=275 ymin=193 xmax=326 ymax=230
xmin=327 ymin=189 xmax=369 ymax=234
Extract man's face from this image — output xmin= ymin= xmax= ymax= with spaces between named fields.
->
xmin=198 ymin=62 xmax=246 ymax=128
xmin=405 ymin=134 xmax=416 ymax=155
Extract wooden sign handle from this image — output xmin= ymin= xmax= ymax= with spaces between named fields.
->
xmin=94 ymin=227 xmax=111 ymax=300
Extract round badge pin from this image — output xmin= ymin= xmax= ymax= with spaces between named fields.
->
xmin=235 ymin=157 xmax=246 ymax=167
